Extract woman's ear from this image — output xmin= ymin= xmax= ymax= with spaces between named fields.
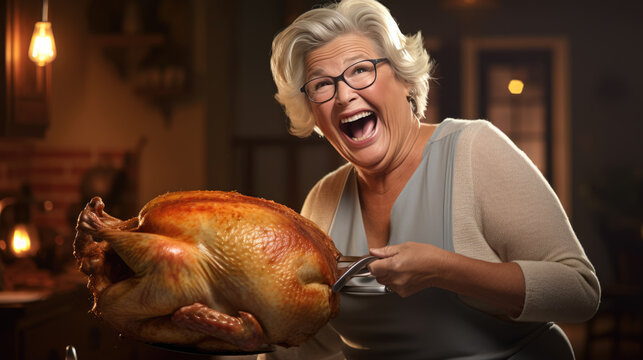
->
xmin=406 ymin=88 xmax=418 ymax=115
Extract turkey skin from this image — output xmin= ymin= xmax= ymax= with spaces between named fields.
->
xmin=73 ymin=191 xmax=340 ymax=353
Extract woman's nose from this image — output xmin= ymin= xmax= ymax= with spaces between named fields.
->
xmin=334 ymin=80 xmax=357 ymax=105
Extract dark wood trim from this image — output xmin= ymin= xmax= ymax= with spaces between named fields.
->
xmin=1 ymin=0 xmax=51 ymax=138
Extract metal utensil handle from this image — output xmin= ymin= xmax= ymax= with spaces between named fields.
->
xmin=332 ymin=255 xmax=379 ymax=293
xmin=341 ymin=285 xmax=392 ymax=295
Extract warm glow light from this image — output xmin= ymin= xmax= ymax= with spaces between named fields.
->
xmin=508 ymin=79 xmax=524 ymax=95
xmin=11 ymin=224 xmax=32 ymax=257
xmin=29 ymin=21 xmax=57 ymax=66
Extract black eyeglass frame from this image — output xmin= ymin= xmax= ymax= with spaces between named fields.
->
xmin=300 ymin=58 xmax=389 ymax=104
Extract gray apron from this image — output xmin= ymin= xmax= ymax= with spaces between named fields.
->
xmin=328 ymin=119 xmax=574 ymax=360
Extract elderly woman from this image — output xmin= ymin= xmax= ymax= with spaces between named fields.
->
xmin=268 ymin=0 xmax=600 ymax=359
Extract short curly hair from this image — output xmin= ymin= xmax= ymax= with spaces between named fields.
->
xmin=270 ymin=0 xmax=433 ymax=137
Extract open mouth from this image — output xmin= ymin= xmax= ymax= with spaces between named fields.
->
xmin=339 ymin=111 xmax=377 ymax=142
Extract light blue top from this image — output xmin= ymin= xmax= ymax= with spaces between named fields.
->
xmin=328 ymin=119 xmax=574 ymax=360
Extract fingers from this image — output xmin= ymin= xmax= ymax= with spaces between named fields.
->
xmin=369 ymin=244 xmax=400 ymax=258
xmin=368 ymin=244 xmax=403 ymax=276
xmin=367 ymin=255 xmax=396 ymax=281
xmin=366 ymin=242 xmax=432 ymax=298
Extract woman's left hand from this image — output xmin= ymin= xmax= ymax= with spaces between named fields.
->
xmin=368 ymin=242 xmax=451 ymax=297
xmin=369 ymin=242 xmax=526 ymax=317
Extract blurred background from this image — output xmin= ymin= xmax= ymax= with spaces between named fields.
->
xmin=0 ymin=0 xmax=641 ymax=359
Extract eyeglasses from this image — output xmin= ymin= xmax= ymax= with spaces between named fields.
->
xmin=300 ymin=58 xmax=389 ymax=104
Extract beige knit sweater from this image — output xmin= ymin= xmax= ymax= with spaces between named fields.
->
xmin=301 ymin=119 xmax=600 ymax=322
xmin=261 ymin=119 xmax=600 ymax=360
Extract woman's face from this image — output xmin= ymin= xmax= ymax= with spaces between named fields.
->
xmin=305 ymin=33 xmax=416 ymax=175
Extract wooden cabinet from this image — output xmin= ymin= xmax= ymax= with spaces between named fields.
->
xmin=0 ymin=285 xmax=206 ymax=360
xmin=0 ymin=261 xmax=206 ymax=360
xmin=1 ymin=0 xmax=50 ymax=137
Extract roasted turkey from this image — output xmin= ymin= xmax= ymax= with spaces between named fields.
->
xmin=73 ymin=191 xmax=340 ymax=353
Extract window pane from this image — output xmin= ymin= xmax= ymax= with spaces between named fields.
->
xmin=489 ymin=66 xmax=513 ymax=99
xmin=517 ymin=139 xmax=546 ymax=176
xmin=488 ymin=104 xmax=513 ymax=134
xmin=483 ymin=55 xmax=550 ymax=181
xmin=518 ymin=104 xmax=546 ymax=136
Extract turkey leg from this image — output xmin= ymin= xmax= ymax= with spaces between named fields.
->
xmin=172 ymin=303 xmax=266 ymax=351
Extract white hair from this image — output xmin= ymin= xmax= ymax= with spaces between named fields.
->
xmin=270 ymin=0 xmax=433 ymax=137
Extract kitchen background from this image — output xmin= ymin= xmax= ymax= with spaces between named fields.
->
xmin=0 ymin=0 xmax=641 ymax=359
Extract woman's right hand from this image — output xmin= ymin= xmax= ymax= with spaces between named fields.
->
xmin=369 ymin=242 xmax=526 ymax=317
xmin=368 ymin=242 xmax=451 ymax=297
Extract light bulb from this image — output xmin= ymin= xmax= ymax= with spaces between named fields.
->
xmin=11 ymin=224 xmax=32 ymax=256
xmin=508 ymin=79 xmax=524 ymax=95
xmin=29 ymin=21 xmax=57 ymax=66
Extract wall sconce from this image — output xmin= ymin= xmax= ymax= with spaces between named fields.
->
xmin=28 ymin=0 xmax=57 ymax=66
xmin=0 ymin=185 xmax=52 ymax=261
xmin=6 ymin=223 xmax=40 ymax=258
xmin=0 ymin=197 xmax=39 ymax=260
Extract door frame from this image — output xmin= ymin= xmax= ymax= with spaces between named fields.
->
xmin=462 ymin=36 xmax=571 ymax=215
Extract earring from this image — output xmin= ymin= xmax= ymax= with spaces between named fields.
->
xmin=407 ymin=89 xmax=417 ymax=115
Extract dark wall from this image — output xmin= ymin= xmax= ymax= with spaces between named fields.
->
xmin=375 ymin=0 xmax=643 ymax=283
xmin=225 ymin=0 xmax=643 ymax=284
